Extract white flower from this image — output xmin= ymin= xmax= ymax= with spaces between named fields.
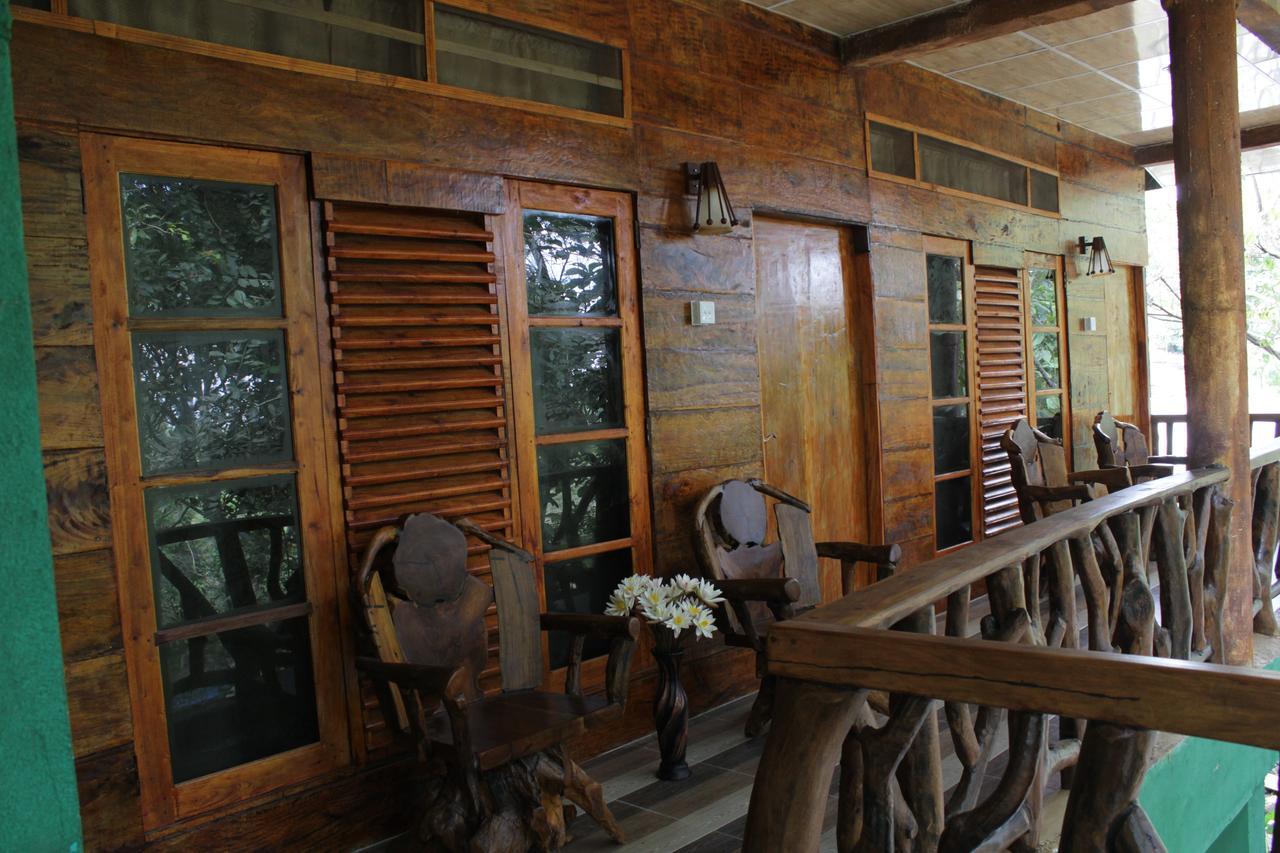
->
xmin=621 ymin=575 xmax=648 ymax=599
xmin=672 ymin=573 xmax=699 ymax=594
xmin=681 ymin=601 xmax=709 ymax=623
xmin=640 ymin=584 xmax=666 ymax=613
xmin=605 ymin=591 xmax=633 ymax=617
xmin=666 ymin=607 xmax=691 ymax=637
xmin=695 ymin=579 xmax=725 ymax=606
xmin=642 ymin=598 xmax=672 ymax=623
xmin=693 ymin=609 xmax=717 ymax=639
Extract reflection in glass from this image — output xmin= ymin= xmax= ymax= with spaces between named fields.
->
xmin=133 ymin=331 xmax=292 ymax=476
xmin=121 ymin=174 xmax=281 ymax=316
xmin=1029 ymin=268 xmax=1058 ymax=326
xmin=1033 ymin=332 xmax=1062 ymax=390
xmin=919 ymin=135 xmax=1028 ymax=206
xmin=531 ymin=328 xmax=624 ymax=434
xmin=1037 ymin=394 xmax=1064 ymax=440
xmin=1031 ymin=170 xmax=1059 ymax=212
xmin=544 ymin=548 xmax=633 ymax=667
xmin=926 ymin=254 xmax=964 ymax=325
xmin=160 ymin=615 xmax=318 ymax=782
xmin=869 ymin=122 xmax=915 ymax=178
xmin=930 ymin=331 xmax=968 ymax=399
xmin=933 ymin=404 xmax=970 ymax=475
xmin=146 ymin=477 xmax=304 ymax=628
xmin=935 ymin=477 xmax=973 ymax=550
xmin=538 ymin=439 xmax=629 ymax=552
xmin=524 ymin=211 xmax=617 ymax=316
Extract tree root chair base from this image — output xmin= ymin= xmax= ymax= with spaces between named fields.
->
xmin=354 ymin=514 xmax=639 ymax=851
xmin=693 ymin=478 xmax=900 ymax=738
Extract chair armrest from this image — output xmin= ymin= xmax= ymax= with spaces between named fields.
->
xmin=1128 ymin=463 xmax=1177 ymax=480
xmin=1068 ymin=467 xmax=1132 ymax=493
xmin=815 ymin=541 xmax=902 ymax=567
xmin=455 ymin=517 xmax=534 ymax=561
xmin=717 ymin=577 xmax=802 ymax=605
xmin=746 ymin=478 xmax=812 ymax=513
xmin=1025 ymin=484 xmax=1094 ymax=504
xmin=540 ymin=613 xmax=640 ymax=641
xmin=355 ymin=657 xmax=468 ymax=700
xmin=1148 ymin=455 xmax=1187 ymax=466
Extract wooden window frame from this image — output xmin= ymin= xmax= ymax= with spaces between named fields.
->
xmin=501 ymin=181 xmax=653 ymax=690
xmin=1024 ymin=252 xmax=1072 ymax=461
xmin=865 ymin=114 xmax=1061 ymax=218
xmin=82 ymin=135 xmax=350 ymax=831
xmin=924 ymin=235 xmax=982 ymax=556
xmin=14 ymin=2 xmax=631 ymax=129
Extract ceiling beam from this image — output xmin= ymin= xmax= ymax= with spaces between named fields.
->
xmin=1134 ymin=122 xmax=1280 ymax=165
xmin=839 ymin=0 xmax=1131 ymax=67
xmin=1238 ymin=0 xmax=1280 ymax=56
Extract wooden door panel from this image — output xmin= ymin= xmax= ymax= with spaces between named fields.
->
xmin=755 ymin=217 xmax=870 ymax=601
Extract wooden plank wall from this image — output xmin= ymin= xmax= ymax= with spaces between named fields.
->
xmin=11 ymin=0 xmax=1147 ymax=846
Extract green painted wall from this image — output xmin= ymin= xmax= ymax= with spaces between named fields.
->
xmin=0 ymin=0 xmax=83 ymax=848
xmin=1140 ymin=656 xmax=1280 ymax=853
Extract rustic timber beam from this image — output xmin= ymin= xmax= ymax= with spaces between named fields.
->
xmin=1238 ymin=0 xmax=1280 ymax=56
xmin=766 ymin=622 xmax=1280 ymax=750
xmin=840 ymin=0 xmax=1131 ymax=67
xmin=1134 ymin=121 xmax=1280 ymax=165
xmin=1166 ymin=0 xmax=1254 ymax=665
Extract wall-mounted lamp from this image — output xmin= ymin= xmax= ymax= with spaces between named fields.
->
xmin=685 ymin=162 xmax=738 ymax=235
xmin=1077 ymin=236 xmax=1115 ymax=277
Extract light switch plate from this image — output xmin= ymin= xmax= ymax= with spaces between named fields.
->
xmin=1081 ymin=316 xmax=1098 ymax=332
xmin=690 ymin=300 xmax=716 ymax=326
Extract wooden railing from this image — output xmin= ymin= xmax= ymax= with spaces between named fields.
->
xmin=744 ymin=452 xmax=1280 ymax=852
xmin=1151 ymin=412 xmax=1280 ymax=460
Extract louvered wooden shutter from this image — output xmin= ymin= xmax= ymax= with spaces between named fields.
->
xmin=974 ymin=266 xmax=1027 ymax=537
xmin=322 ymin=201 xmax=516 ymax=752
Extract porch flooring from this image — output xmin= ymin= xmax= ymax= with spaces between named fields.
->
xmin=565 ymin=693 xmax=1019 ymax=852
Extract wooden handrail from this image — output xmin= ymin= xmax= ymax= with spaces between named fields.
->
xmin=792 ymin=465 xmax=1228 ymax=632
xmin=767 ymin=623 xmax=1280 ymax=750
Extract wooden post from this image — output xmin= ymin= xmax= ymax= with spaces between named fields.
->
xmin=1164 ymin=0 xmax=1253 ymax=664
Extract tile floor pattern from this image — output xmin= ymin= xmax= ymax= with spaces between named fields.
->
xmin=564 ymin=694 xmax=1019 ymax=853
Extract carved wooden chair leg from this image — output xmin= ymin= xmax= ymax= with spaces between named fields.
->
xmin=555 ymin=748 xmax=625 ymax=844
xmin=745 ymin=673 xmax=777 ymax=738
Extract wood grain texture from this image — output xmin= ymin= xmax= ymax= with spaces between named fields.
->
xmin=43 ymin=448 xmax=111 ymax=555
xmin=25 ymin=236 xmax=93 ymax=346
xmin=35 ymin=346 xmax=103 ymax=449
xmin=64 ymin=652 xmax=133 ymax=757
xmin=75 ymin=746 xmax=146 ymax=852
xmin=53 ymin=549 xmax=122 ymax=662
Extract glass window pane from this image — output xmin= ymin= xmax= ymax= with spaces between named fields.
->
xmin=435 ymin=5 xmax=624 ymax=117
xmin=1037 ymin=394 xmax=1064 ymax=440
xmin=933 ymin=404 xmax=970 ymax=475
xmin=133 ymin=331 xmax=292 ymax=476
xmin=120 ymin=173 xmax=282 ymax=317
xmin=544 ymin=548 xmax=632 ymax=667
xmin=524 ymin=211 xmax=618 ymax=316
xmin=72 ymin=0 xmax=425 ymax=79
xmin=869 ymin=122 xmax=915 ymax=178
xmin=146 ymin=476 xmax=305 ymax=628
xmin=927 ymin=254 xmax=965 ymax=325
xmin=531 ymin=327 xmax=624 ymax=434
xmin=13 ymin=0 xmax=52 ymax=9
xmin=1031 ymin=169 xmax=1059 ymax=212
xmin=160 ymin=614 xmax=318 ymax=782
xmin=537 ymin=439 xmax=630 ymax=553
xmin=930 ymin=331 xmax=968 ymax=399
xmin=935 ymin=476 xmax=973 ymax=550
xmin=919 ymin=135 xmax=1028 ymax=206
xmin=1033 ymin=332 xmax=1062 ymax=391
xmin=1029 ymin=268 xmax=1058 ymax=326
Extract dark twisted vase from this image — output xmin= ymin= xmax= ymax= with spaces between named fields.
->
xmin=652 ymin=629 xmax=691 ymax=781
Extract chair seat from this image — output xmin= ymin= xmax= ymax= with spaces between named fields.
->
xmin=426 ymin=690 xmax=617 ymax=770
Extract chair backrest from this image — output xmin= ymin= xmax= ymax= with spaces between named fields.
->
xmin=693 ymin=479 xmax=822 ymax=609
xmin=1001 ymin=419 xmax=1072 ymax=523
xmin=1093 ymin=411 xmax=1150 ymax=468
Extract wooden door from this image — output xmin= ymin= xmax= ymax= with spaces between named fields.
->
xmin=754 ymin=217 xmax=875 ymax=599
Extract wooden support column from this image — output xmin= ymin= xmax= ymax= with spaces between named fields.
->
xmin=1164 ymin=0 xmax=1253 ymax=664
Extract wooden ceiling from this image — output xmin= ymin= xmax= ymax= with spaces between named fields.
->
xmin=746 ymin=0 xmax=1280 ymax=147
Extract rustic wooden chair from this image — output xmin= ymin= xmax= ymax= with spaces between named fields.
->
xmin=1092 ymin=411 xmax=1180 ymax=481
xmin=1002 ymin=419 xmax=1133 ymax=523
xmin=355 ymin=512 xmax=639 ymax=851
xmin=693 ymin=478 xmax=900 ymax=737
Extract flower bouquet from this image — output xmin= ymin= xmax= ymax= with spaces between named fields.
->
xmin=604 ymin=573 xmax=723 ymax=653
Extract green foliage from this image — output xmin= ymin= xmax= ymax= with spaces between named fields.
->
xmin=121 ymin=174 xmax=280 ymax=315
xmin=537 ymin=439 xmax=630 ymax=551
xmin=524 ymin=211 xmax=616 ymax=316
xmin=134 ymin=332 xmax=291 ymax=476
xmin=1032 ymin=332 xmax=1061 ymax=391
xmin=530 ymin=327 xmax=624 ymax=433
xmin=1029 ymin=268 xmax=1058 ymax=326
